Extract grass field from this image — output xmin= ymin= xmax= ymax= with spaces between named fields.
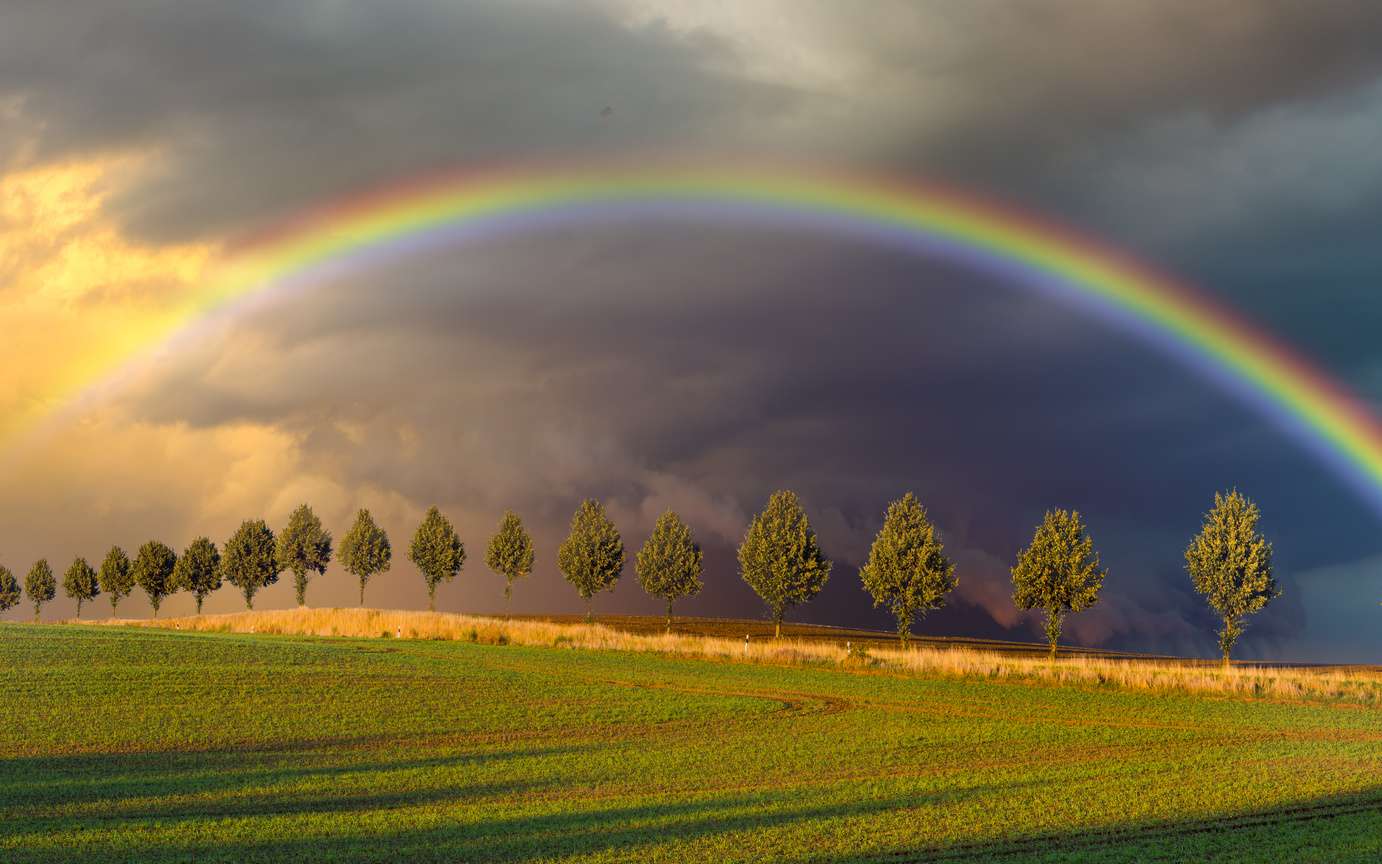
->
xmin=3 ymin=618 xmax=1380 ymax=862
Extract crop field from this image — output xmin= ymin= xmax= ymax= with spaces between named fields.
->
xmin=2 ymin=620 xmax=1380 ymax=863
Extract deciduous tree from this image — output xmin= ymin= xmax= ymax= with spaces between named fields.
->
xmin=485 ymin=511 xmax=535 ymax=605
xmin=738 ymin=490 xmax=831 ymax=638
xmin=557 ymin=499 xmax=624 ymax=623
xmin=175 ymin=537 xmax=222 ymax=614
xmin=133 ymin=541 xmax=178 ymax=618
xmin=636 ymin=510 xmax=703 ymax=632
xmin=1185 ymin=490 xmax=1280 ymax=666
xmin=25 ymin=559 xmax=56 ymax=622
xmin=276 ymin=504 xmax=333 ymax=607
xmin=62 ymin=557 xmax=100 ymax=618
xmin=409 ymin=506 xmax=465 ymax=611
xmin=339 ymin=509 xmax=392 ymax=606
xmin=860 ymin=493 xmax=956 ymax=646
xmin=0 ymin=565 xmax=21 ymax=614
xmin=98 ymin=546 xmax=133 ymax=615
xmin=1011 ymin=509 xmax=1105 ymax=659
xmin=223 ymin=520 xmax=279 ymax=609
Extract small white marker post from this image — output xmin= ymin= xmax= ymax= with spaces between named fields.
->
xmin=744 ymin=634 xmax=749 ymax=658
xmin=396 ymin=626 xmax=402 ymax=640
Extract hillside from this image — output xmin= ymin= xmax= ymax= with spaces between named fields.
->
xmin=3 ymin=619 xmax=1380 ymax=862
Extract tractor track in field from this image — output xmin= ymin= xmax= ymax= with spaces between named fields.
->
xmin=880 ymin=795 xmax=1382 ymax=862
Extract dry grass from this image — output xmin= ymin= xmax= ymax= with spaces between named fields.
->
xmin=86 ymin=607 xmax=1382 ymax=706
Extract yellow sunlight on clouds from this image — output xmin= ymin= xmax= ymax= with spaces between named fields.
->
xmin=0 ymin=155 xmax=217 ymax=445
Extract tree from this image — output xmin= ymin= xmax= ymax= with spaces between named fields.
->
xmin=0 ymin=565 xmax=21 ymax=614
xmin=1011 ymin=509 xmax=1106 ymax=659
xmin=98 ymin=546 xmax=134 ymax=615
xmin=485 ymin=510 xmax=535 ymax=605
xmin=1185 ymin=490 xmax=1280 ymax=667
xmin=133 ymin=541 xmax=178 ymax=618
xmin=409 ymin=506 xmax=465 ymax=612
xmin=636 ymin=510 xmax=703 ymax=632
xmin=557 ymin=499 xmax=624 ymax=623
xmin=738 ymin=490 xmax=832 ymax=638
xmin=339 ymin=509 xmax=392 ymax=606
xmin=62 ymin=557 xmax=100 ymax=618
xmin=223 ymin=520 xmax=279 ymax=609
xmin=25 ymin=559 xmax=55 ymax=622
xmin=860 ymin=493 xmax=957 ymax=647
xmin=174 ymin=537 xmax=222 ymax=614
xmin=276 ymin=503 xmax=333 ymax=607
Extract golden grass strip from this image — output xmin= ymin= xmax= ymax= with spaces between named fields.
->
xmin=81 ymin=608 xmax=1382 ymax=706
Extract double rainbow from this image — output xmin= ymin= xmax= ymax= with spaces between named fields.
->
xmin=26 ymin=164 xmax=1382 ymax=514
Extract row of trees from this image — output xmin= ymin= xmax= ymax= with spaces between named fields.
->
xmin=0 ymin=490 xmax=1279 ymax=663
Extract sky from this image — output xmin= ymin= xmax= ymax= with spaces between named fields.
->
xmin=3 ymin=1 xmax=1382 ymax=661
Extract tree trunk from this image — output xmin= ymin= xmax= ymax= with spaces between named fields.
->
xmin=666 ymin=600 xmax=673 ymax=634
xmin=76 ymin=598 xmax=83 ymax=619
xmin=33 ymin=604 xmax=40 ymax=623
xmin=428 ymin=586 xmax=436 ymax=612
xmin=1044 ymin=608 xmax=1063 ymax=660
xmin=295 ymin=571 xmax=308 ymax=608
xmin=196 ymin=596 xmax=204 ymax=615
xmin=897 ymin=612 xmax=910 ymax=648
xmin=585 ymin=597 xmax=593 ymax=625
xmin=773 ymin=612 xmax=782 ymax=640
xmin=359 ymin=580 xmax=365 ymax=607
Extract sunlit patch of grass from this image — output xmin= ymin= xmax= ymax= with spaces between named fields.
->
xmin=85 ymin=607 xmax=1382 ymax=706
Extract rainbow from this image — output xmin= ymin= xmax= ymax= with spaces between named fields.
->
xmin=23 ymin=163 xmax=1382 ymax=514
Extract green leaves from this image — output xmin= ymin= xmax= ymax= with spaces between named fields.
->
xmin=133 ymin=541 xmax=178 ymax=618
xmin=98 ymin=546 xmax=133 ymax=614
xmin=25 ymin=559 xmax=56 ymax=621
xmin=174 ymin=537 xmax=222 ymax=614
xmin=1011 ymin=509 xmax=1105 ymax=657
xmin=860 ymin=493 xmax=956 ymax=645
xmin=340 ymin=509 xmax=392 ymax=606
xmin=62 ymin=557 xmax=100 ymax=618
xmin=1185 ymin=490 xmax=1279 ymax=663
xmin=485 ymin=511 xmax=535 ymax=602
xmin=738 ymin=490 xmax=831 ymax=636
xmin=276 ymin=504 xmax=334 ymax=607
xmin=636 ymin=510 xmax=703 ymax=629
xmin=0 ymin=565 xmax=19 ymax=613
xmin=557 ymin=499 xmax=624 ymax=620
xmin=223 ymin=520 xmax=279 ymax=610
xmin=409 ymin=506 xmax=466 ymax=611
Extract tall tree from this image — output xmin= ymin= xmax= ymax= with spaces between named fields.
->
xmin=339 ymin=509 xmax=392 ymax=606
xmin=25 ymin=559 xmax=56 ymax=622
xmin=0 ymin=564 xmax=21 ymax=614
xmin=133 ymin=541 xmax=178 ymax=618
xmin=409 ymin=506 xmax=465 ymax=611
xmin=1011 ymin=509 xmax=1106 ymax=659
xmin=223 ymin=520 xmax=279 ymax=609
xmin=1185 ymin=490 xmax=1280 ymax=666
xmin=62 ymin=557 xmax=100 ymax=618
xmin=738 ymin=490 xmax=831 ymax=638
xmin=485 ymin=511 xmax=535 ymax=605
xmin=860 ymin=493 xmax=957 ymax=647
xmin=276 ymin=503 xmax=333 ymax=607
xmin=98 ymin=546 xmax=134 ymax=615
xmin=174 ymin=536 xmax=222 ymax=614
xmin=636 ymin=510 xmax=703 ymax=632
xmin=557 ymin=499 xmax=624 ymax=623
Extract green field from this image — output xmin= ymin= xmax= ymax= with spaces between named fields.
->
xmin=2 ymin=623 xmax=1379 ymax=862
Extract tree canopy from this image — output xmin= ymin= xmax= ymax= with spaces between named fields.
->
xmin=485 ymin=510 xmax=535 ymax=603
xmin=174 ymin=536 xmax=222 ymax=614
xmin=0 ymin=565 xmax=21 ymax=614
xmin=25 ymin=559 xmax=56 ymax=621
xmin=223 ymin=520 xmax=279 ymax=609
xmin=738 ymin=490 xmax=831 ymax=638
xmin=62 ymin=557 xmax=100 ymax=618
xmin=557 ymin=499 xmax=624 ymax=622
xmin=635 ymin=510 xmax=703 ymax=631
xmin=860 ymin=493 xmax=956 ymax=646
xmin=339 ymin=509 xmax=392 ymax=606
xmin=1011 ymin=509 xmax=1105 ymax=658
xmin=98 ymin=546 xmax=134 ymax=614
xmin=409 ymin=506 xmax=466 ymax=611
xmin=133 ymin=541 xmax=178 ymax=618
xmin=1185 ymin=490 xmax=1279 ymax=665
xmin=276 ymin=503 xmax=333 ymax=607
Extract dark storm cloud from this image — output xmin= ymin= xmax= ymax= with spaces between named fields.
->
xmin=117 ymin=223 xmax=1337 ymax=657
xmin=0 ymin=0 xmax=799 ymax=241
